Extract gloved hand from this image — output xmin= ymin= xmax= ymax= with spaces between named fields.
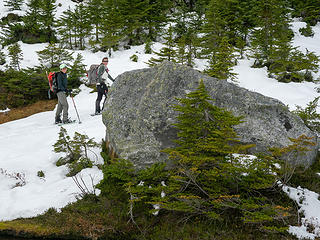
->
xmin=65 ymin=89 xmax=72 ymax=96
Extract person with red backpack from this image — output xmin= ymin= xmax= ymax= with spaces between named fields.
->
xmin=95 ymin=57 xmax=115 ymax=115
xmin=55 ymin=64 xmax=72 ymax=124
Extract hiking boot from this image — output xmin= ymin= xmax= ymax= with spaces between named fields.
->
xmin=62 ymin=118 xmax=74 ymax=124
xmin=94 ymin=111 xmax=101 ymax=115
xmin=55 ymin=117 xmax=62 ymax=124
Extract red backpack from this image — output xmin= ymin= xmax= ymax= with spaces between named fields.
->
xmin=47 ymin=71 xmax=59 ymax=99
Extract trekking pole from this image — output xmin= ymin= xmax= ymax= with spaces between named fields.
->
xmin=46 ymin=71 xmax=51 ymax=99
xmin=70 ymin=95 xmax=82 ymax=124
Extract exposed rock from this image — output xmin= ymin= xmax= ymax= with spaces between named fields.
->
xmin=102 ymin=61 xmax=318 ymax=169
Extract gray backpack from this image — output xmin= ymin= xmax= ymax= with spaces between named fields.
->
xmin=87 ymin=64 xmax=101 ymax=85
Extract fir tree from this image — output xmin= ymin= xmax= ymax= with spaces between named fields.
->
xmin=37 ymin=42 xmax=74 ymax=69
xmin=144 ymin=38 xmax=152 ymax=54
xmin=68 ymin=53 xmax=86 ymax=89
xmin=204 ymin=36 xmax=237 ymax=80
xmin=294 ymin=97 xmax=320 ymax=134
xmin=86 ymin=0 xmax=105 ymax=43
xmin=7 ymin=42 xmax=23 ymax=71
xmin=147 ymin=26 xmax=176 ymax=66
xmin=98 ymin=0 xmax=125 ymax=54
xmin=56 ymin=7 xmax=74 ymax=49
xmin=53 ymin=127 xmax=99 ymax=176
xmin=23 ymin=0 xmax=42 ymax=35
xmin=289 ymin=0 xmax=320 ymax=26
xmin=250 ymin=0 xmax=291 ymax=67
xmin=200 ymin=0 xmax=238 ymax=73
xmin=152 ymin=80 xmax=288 ymax=224
xmin=4 ymin=0 xmax=24 ymax=11
xmin=143 ymin=0 xmax=172 ymax=41
xmin=173 ymin=10 xmax=201 ymax=67
xmin=72 ymin=3 xmax=91 ymax=50
xmin=119 ymin=0 xmax=149 ymax=45
xmin=39 ymin=0 xmax=57 ymax=42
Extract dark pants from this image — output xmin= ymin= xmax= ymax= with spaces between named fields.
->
xmin=95 ymin=83 xmax=108 ymax=113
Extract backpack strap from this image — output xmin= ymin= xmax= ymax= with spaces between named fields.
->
xmin=54 ymin=72 xmax=60 ymax=91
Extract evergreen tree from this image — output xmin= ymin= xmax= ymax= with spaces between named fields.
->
xmin=299 ymin=23 xmax=314 ymax=37
xmin=143 ymin=0 xmax=172 ymax=41
xmin=204 ymin=36 xmax=237 ymax=80
xmin=173 ymin=10 xmax=200 ymax=67
xmin=7 ymin=42 xmax=23 ymax=71
xmin=289 ymin=0 xmax=320 ymax=26
xmin=119 ymin=0 xmax=149 ymax=45
xmin=39 ymin=0 xmax=57 ymax=42
xmin=37 ymin=42 xmax=74 ymax=69
xmin=200 ymin=0 xmax=256 ymax=59
xmin=144 ymin=38 xmax=152 ymax=54
xmin=86 ymin=0 xmax=106 ymax=43
xmin=4 ymin=0 xmax=24 ymax=11
xmin=72 ymin=3 xmax=91 ymax=50
xmin=152 ymin=80 xmax=288 ymax=224
xmin=98 ymin=0 xmax=125 ymax=54
xmin=236 ymin=0 xmax=259 ymax=58
xmin=68 ymin=53 xmax=86 ymax=88
xmin=268 ymin=41 xmax=319 ymax=82
xmin=250 ymin=0 xmax=292 ymax=67
xmin=200 ymin=0 xmax=238 ymax=70
xmin=23 ymin=0 xmax=42 ymax=36
xmin=147 ymin=26 xmax=177 ymax=66
xmin=56 ymin=7 xmax=74 ymax=49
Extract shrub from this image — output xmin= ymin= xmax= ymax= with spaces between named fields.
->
xmin=37 ymin=170 xmax=45 ymax=178
xmin=53 ymin=127 xmax=99 ymax=176
xmin=294 ymin=96 xmax=320 ymax=134
xmin=130 ymin=54 xmax=138 ymax=62
xmin=0 ymin=68 xmax=49 ymax=108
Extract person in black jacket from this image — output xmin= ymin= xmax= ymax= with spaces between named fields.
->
xmin=55 ymin=64 xmax=72 ymax=124
xmin=95 ymin=57 xmax=115 ymax=115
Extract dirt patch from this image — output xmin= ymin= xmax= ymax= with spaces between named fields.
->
xmin=0 ymin=100 xmax=57 ymax=124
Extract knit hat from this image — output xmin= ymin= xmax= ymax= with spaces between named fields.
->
xmin=60 ymin=63 xmax=67 ymax=69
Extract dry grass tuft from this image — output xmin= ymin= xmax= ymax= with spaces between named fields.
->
xmin=0 ymin=100 xmax=57 ymax=124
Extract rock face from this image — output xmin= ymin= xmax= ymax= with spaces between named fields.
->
xmin=102 ymin=61 xmax=318 ymax=169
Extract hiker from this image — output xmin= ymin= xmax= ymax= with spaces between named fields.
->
xmin=95 ymin=57 xmax=115 ymax=115
xmin=55 ymin=64 xmax=72 ymax=124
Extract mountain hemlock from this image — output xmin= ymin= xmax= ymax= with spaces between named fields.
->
xmin=147 ymin=26 xmax=177 ymax=66
xmin=23 ymin=0 xmax=46 ymax=43
xmin=8 ymin=42 xmax=23 ymax=71
xmin=39 ymin=0 xmax=57 ymax=43
xmin=37 ymin=42 xmax=74 ymax=69
xmin=68 ymin=53 xmax=87 ymax=89
xmin=204 ymin=36 xmax=237 ymax=80
xmin=156 ymin=80 xmax=287 ymax=224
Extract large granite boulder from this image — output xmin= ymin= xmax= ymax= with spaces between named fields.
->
xmin=102 ymin=61 xmax=318 ymax=169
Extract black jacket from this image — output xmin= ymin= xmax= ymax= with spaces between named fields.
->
xmin=57 ymin=72 xmax=68 ymax=92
